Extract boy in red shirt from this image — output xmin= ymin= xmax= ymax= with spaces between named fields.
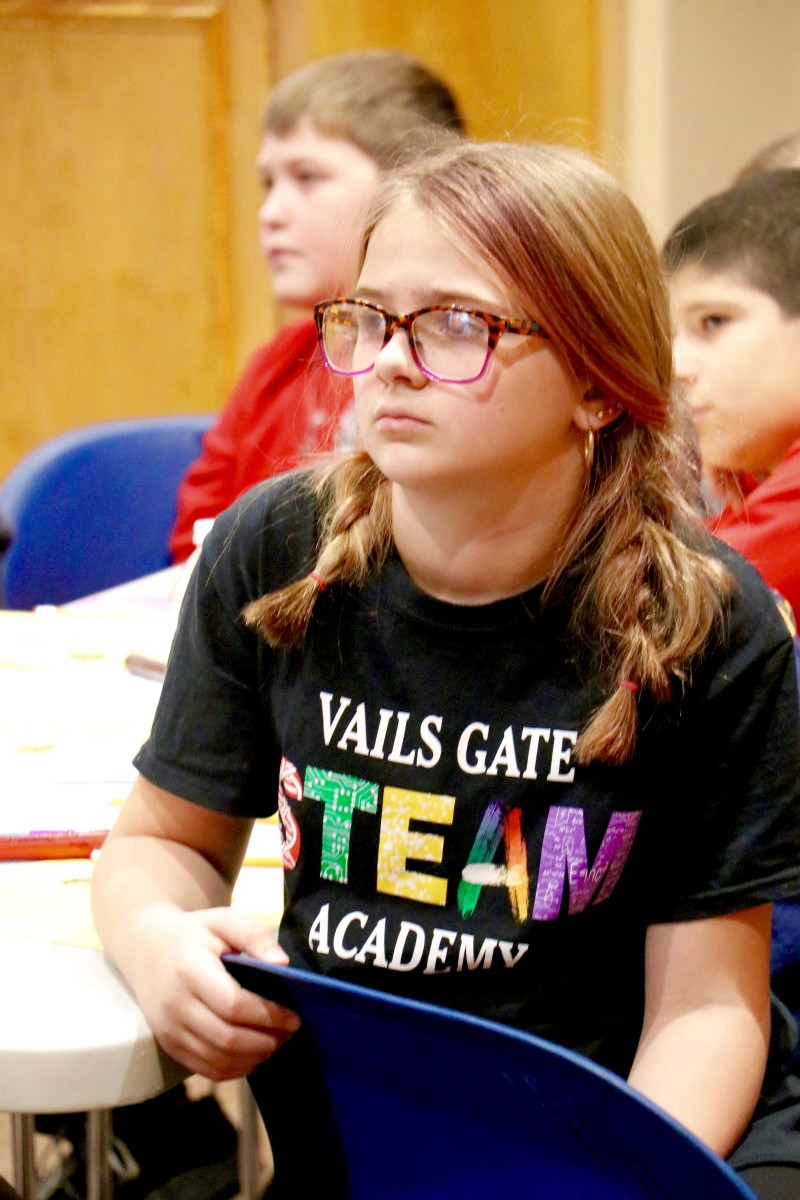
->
xmin=664 ymin=169 xmax=800 ymax=627
xmin=169 ymin=51 xmax=464 ymax=560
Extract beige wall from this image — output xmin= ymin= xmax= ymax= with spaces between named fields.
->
xmin=600 ymin=0 xmax=800 ymax=243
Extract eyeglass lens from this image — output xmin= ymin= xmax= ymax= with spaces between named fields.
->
xmin=321 ymin=303 xmax=492 ymax=383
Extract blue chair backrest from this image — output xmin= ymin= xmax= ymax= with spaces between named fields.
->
xmin=224 ymin=956 xmax=756 ymax=1200
xmin=0 ymin=415 xmax=212 ymax=609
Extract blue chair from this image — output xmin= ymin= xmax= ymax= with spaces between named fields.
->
xmin=0 ymin=415 xmax=212 ymax=608
xmin=224 ymin=956 xmax=756 ymax=1200
xmin=772 ymin=901 xmax=800 ymax=1068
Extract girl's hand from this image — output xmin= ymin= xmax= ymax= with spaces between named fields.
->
xmin=91 ymin=777 xmax=299 ymax=1078
xmin=131 ymin=905 xmax=300 ymax=1081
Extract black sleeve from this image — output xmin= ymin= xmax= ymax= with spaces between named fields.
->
xmin=648 ymin=547 xmax=800 ymax=923
xmin=133 ymin=472 xmax=318 ymax=818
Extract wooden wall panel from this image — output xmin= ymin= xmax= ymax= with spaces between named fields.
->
xmin=0 ymin=0 xmax=271 ymax=481
xmin=270 ymin=0 xmax=599 ymax=146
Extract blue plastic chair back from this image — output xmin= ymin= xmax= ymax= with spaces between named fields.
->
xmin=0 ymin=416 xmax=212 ymax=608
xmin=224 ymin=956 xmax=755 ymax=1200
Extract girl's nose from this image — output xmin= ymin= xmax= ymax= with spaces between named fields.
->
xmin=373 ymin=326 xmax=427 ymax=388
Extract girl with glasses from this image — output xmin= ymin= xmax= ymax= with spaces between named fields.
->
xmin=92 ymin=141 xmax=800 ymax=1196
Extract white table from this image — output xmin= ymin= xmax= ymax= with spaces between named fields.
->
xmin=1 ymin=935 xmax=187 ymax=1200
xmin=0 ymin=575 xmax=280 ymax=1200
xmin=0 ymin=935 xmax=185 ymax=1113
xmin=0 ymin=591 xmax=181 ymax=1200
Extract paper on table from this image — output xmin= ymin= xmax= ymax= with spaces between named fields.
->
xmin=0 ymin=858 xmax=285 ymax=948
xmin=0 ymin=607 xmax=175 ymax=669
xmin=0 ymin=787 xmax=123 ymax=841
xmin=64 ymin=564 xmax=182 ymax=619
xmin=2 ymin=674 xmax=154 ymax=837
xmin=0 ymin=860 xmax=99 ymax=947
xmin=0 ymin=607 xmax=284 ymax=943
xmin=1 ymin=609 xmax=173 ymax=851
xmin=0 ymin=824 xmax=284 ymax=945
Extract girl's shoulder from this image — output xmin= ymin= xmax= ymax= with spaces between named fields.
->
xmin=201 ymin=469 xmax=321 ymax=604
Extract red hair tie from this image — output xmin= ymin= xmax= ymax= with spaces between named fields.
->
xmin=308 ymin=569 xmax=328 ymax=591
xmin=618 ymin=680 xmax=638 ymax=693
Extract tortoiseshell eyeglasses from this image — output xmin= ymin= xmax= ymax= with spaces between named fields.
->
xmin=314 ymin=298 xmax=549 ymax=384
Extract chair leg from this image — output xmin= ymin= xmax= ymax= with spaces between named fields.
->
xmin=10 ymin=1114 xmax=35 ymax=1200
xmin=85 ymin=1109 xmax=114 ymax=1200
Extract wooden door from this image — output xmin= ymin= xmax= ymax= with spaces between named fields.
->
xmin=0 ymin=0 xmax=273 ymax=481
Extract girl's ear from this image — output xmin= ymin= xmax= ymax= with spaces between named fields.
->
xmin=574 ymin=389 xmax=624 ymax=432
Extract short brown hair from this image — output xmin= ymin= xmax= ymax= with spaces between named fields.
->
xmin=263 ymin=50 xmax=465 ymax=169
xmin=663 ymin=169 xmax=800 ymax=317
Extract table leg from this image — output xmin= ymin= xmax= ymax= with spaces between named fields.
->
xmin=10 ymin=1114 xmax=35 ymax=1200
xmin=237 ymin=1079 xmax=262 ymax=1200
xmin=85 ymin=1109 xmax=113 ymax=1200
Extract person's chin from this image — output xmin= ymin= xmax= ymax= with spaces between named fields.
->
xmin=271 ymin=286 xmax=320 ymax=312
xmin=266 ymin=266 xmax=320 ymax=311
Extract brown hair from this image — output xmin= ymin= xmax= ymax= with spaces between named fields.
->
xmin=663 ymin=169 xmax=800 ymax=318
xmin=246 ymin=141 xmax=732 ymax=766
xmin=263 ymin=50 xmax=465 ymax=169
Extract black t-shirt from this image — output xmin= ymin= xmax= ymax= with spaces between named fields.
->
xmin=135 ymin=472 xmax=800 ymax=1076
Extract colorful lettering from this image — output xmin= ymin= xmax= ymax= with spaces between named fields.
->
xmin=304 ymin=767 xmax=379 ymax=883
xmin=504 ymin=806 xmax=529 ymax=921
xmin=277 ymin=756 xmax=302 ymax=870
xmin=457 ymin=801 xmax=506 ymax=917
xmin=377 ymin=787 xmax=455 ymax=905
xmin=532 ymin=806 xmax=641 ymax=920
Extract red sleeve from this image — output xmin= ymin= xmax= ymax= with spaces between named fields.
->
xmin=169 ymin=321 xmax=351 ymax=561
xmin=707 ymin=443 xmax=800 ymax=625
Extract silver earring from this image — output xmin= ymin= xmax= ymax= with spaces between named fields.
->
xmin=584 ymin=427 xmax=595 ymax=471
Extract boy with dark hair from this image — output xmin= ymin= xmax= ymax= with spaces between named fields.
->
xmin=664 ymin=168 xmax=800 ymax=624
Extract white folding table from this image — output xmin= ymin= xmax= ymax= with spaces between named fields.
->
xmin=0 ymin=574 xmax=279 ymax=1200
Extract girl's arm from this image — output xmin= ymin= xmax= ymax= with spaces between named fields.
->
xmin=90 ymin=774 xmax=299 ymax=1080
xmin=628 ymin=905 xmax=772 ymax=1156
